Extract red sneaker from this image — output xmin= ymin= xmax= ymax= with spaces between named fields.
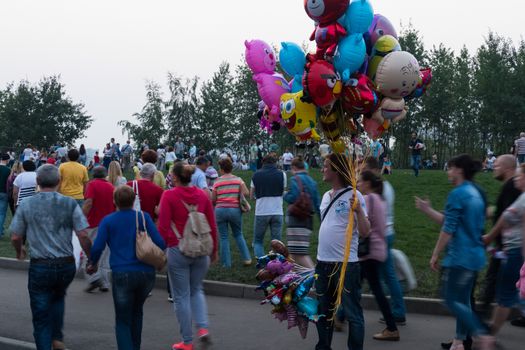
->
xmin=196 ymin=328 xmax=210 ymax=342
xmin=172 ymin=342 xmax=193 ymax=350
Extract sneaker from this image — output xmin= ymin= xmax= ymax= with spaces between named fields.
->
xmin=197 ymin=328 xmax=210 ymax=342
xmin=172 ymin=342 xmax=193 ymax=350
xmin=511 ymin=316 xmax=525 ymax=327
xmin=99 ymin=286 xmax=109 ymax=292
xmin=379 ymin=317 xmax=406 ymax=326
xmin=441 ymin=338 xmax=472 ymax=350
xmin=373 ymin=328 xmax=400 ymax=341
xmin=243 ymin=260 xmax=253 ymax=266
xmin=84 ymin=280 xmax=102 ymax=293
xmin=52 ymin=340 xmax=66 ymax=350
xmin=475 ymin=335 xmax=495 ymax=350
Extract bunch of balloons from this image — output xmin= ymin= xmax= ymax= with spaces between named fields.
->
xmin=255 ymin=240 xmax=319 ymax=338
xmin=245 ymin=0 xmax=432 ymax=148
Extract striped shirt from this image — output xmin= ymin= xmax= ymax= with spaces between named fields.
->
xmin=13 ymin=171 xmax=37 ymax=206
xmin=213 ymin=175 xmax=243 ymax=209
xmin=515 ymin=137 xmax=525 ymax=155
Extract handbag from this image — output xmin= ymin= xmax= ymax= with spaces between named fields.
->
xmin=132 ymin=180 xmax=141 ymax=211
xmin=135 ymin=210 xmax=167 ymax=270
xmin=287 ymin=175 xmax=313 ymax=220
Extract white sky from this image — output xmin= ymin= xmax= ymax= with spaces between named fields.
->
xmin=0 ymin=0 xmax=523 ymax=149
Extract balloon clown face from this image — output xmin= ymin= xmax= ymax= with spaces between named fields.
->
xmin=375 ymin=51 xmax=420 ymax=99
xmin=280 ymin=90 xmax=321 ymax=142
xmin=244 ymin=40 xmax=277 ymax=75
xmin=304 ymin=0 xmax=349 ymax=25
xmin=302 ymin=58 xmax=343 ymax=109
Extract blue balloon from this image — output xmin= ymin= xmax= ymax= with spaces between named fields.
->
xmin=334 ymin=34 xmax=367 ymax=83
xmin=344 ymin=0 xmax=374 ymax=34
xmin=279 ymin=42 xmax=306 ymax=92
xmin=297 ymin=297 xmax=319 ymax=320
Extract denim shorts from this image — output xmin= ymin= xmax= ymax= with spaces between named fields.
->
xmin=496 ymin=248 xmax=524 ymax=307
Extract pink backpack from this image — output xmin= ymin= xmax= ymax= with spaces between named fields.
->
xmin=517 ymin=262 xmax=525 ymax=299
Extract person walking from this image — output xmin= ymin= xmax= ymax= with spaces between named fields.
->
xmin=191 ymin=156 xmax=210 ymax=195
xmin=13 ymin=160 xmax=38 ymax=209
xmin=417 ymin=154 xmax=492 ymax=350
xmin=315 ymin=153 xmax=370 ymax=350
xmin=108 ymin=161 xmax=127 ymax=187
xmin=6 ymin=161 xmax=23 ymax=215
xmin=283 ymin=156 xmax=320 ymax=268
xmin=363 ymin=158 xmax=407 ymax=325
xmin=127 ymin=163 xmax=163 ymax=222
xmin=86 ymin=185 xmax=166 ymax=350
xmin=514 ymin=132 xmax=525 ymax=164
xmin=212 ymin=157 xmax=252 ymax=268
xmin=121 ymin=140 xmax=134 ymax=171
xmin=165 ymin=146 xmax=177 ymax=172
xmin=174 ymin=136 xmax=185 ymax=160
xmin=135 ymin=150 xmax=166 ymax=189
xmin=103 ymin=143 xmax=112 ymax=169
xmin=408 ymin=132 xmax=424 ymax=177
xmin=79 ymin=144 xmax=87 ymax=166
xmin=282 ymin=148 xmax=294 ymax=172
xmin=358 ymin=170 xmax=400 ymax=341
xmin=482 ymin=163 xmax=525 ymax=343
xmin=82 ymin=166 xmax=115 ymax=293
xmin=0 ymin=153 xmax=11 ymax=238
xmin=9 ymin=164 xmax=92 ymax=350
xmin=59 ymin=149 xmax=89 ymax=206
xmin=157 ymin=162 xmax=218 ymax=350
xmin=250 ymin=155 xmax=286 ymax=257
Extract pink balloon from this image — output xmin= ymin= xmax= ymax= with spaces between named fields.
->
xmin=245 ymin=39 xmax=276 ymax=75
xmin=253 ymin=73 xmax=291 ymax=122
xmin=363 ymin=117 xmax=385 ymax=139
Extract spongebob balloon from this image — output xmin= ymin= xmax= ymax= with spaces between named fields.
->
xmin=280 ymin=91 xmax=321 ymax=142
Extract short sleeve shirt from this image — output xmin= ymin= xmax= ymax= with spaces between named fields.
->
xmin=59 ymin=162 xmax=89 ymax=199
xmin=85 ymin=179 xmax=115 ymax=228
xmin=501 ymin=192 xmax=525 ymax=251
xmin=191 ymin=168 xmax=208 ymax=190
xmin=126 ymin=180 xmax=163 ymax=220
xmin=9 ymin=192 xmax=88 ymax=259
xmin=317 ymin=189 xmax=367 ymax=263
xmin=13 ymin=171 xmax=37 ymax=205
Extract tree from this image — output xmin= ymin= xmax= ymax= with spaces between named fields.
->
xmin=0 ymin=76 xmax=92 ymax=149
xmin=118 ymin=81 xmax=166 ymax=149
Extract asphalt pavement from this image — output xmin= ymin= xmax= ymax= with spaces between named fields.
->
xmin=0 ymin=267 xmax=523 ymax=350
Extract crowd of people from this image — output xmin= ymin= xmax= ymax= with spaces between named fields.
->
xmin=1 ymin=132 xmax=525 ymax=350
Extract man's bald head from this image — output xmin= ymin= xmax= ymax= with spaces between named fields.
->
xmin=494 ymin=154 xmax=517 ymax=181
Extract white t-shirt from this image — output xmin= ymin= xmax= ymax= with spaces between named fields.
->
xmin=317 ymin=189 xmax=367 ymax=263
xmin=282 ymin=152 xmax=294 ymax=165
xmin=165 ymin=152 xmax=177 ymax=162
xmin=13 ymin=171 xmax=37 ymax=205
xmin=251 ymin=172 xmax=287 ymax=216
xmin=23 ymin=148 xmax=33 ymax=161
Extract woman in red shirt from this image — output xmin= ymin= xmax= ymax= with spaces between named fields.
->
xmin=158 ymin=162 xmax=218 ymax=350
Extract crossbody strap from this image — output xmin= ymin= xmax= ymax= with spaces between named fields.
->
xmin=321 ymin=187 xmax=352 ymax=223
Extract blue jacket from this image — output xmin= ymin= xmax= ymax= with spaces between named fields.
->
xmin=284 ymin=172 xmax=321 ymax=216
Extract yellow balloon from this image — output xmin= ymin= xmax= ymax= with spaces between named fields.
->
xmin=280 ymin=90 xmax=321 ymax=142
xmin=367 ymin=35 xmax=401 ymax=81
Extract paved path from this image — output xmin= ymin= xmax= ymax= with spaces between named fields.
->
xmin=0 ymin=268 xmax=523 ymax=350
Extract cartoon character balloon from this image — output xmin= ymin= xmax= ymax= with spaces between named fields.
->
xmin=280 ymin=90 xmax=321 ymax=142
xmin=368 ymin=14 xmax=398 ymax=47
xmin=280 ymin=42 xmax=306 ymax=93
xmin=367 ymin=35 xmax=401 ymax=80
xmin=341 ymin=73 xmax=379 ymax=115
xmin=302 ymin=56 xmax=342 ymax=109
xmin=334 ymin=33 xmax=367 ymax=83
xmin=245 ymin=40 xmax=276 ymax=74
xmin=404 ymin=67 xmax=432 ymax=101
xmin=304 ymin=0 xmax=349 ymax=59
xmin=342 ymin=0 xmax=374 ymax=34
xmin=319 ymin=107 xmax=345 ymax=153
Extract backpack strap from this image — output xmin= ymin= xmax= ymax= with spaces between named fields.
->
xmin=321 ymin=187 xmax=352 ymax=223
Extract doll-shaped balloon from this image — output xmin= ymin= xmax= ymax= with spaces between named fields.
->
xmin=319 ymin=107 xmax=345 ymax=153
xmin=280 ymin=90 xmax=321 ymax=142
xmin=371 ymin=51 xmax=420 ymax=127
xmin=270 ymin=239 xmax=290 ymax=259
xmin=302 ymin=56 xmax=342 ymax=110
xmin=404 ymin=67 xmax=432 ymax=101
xmin=245 ymin=40 xmax=291 ymax=125
xmin=334 ymin=33 xmax=367 ymax=83
xmin=280 ymin=42 xmax=306 ymax=93
xmin=367 ymin=35 xmax=401 ymax=81
xmin=341 ymin=73 xmax=379 ymax=115
xmin=304 ymin=0 xmax=349 ymax=59
xmin=266 ymin=259 xmax=294 ymax=276
xmin=342 ymin=0 xmax=374 ymax=34
xmin=368 ymin=14 xmax=398 ymax=47
xmin=257 ymin=101 xmax=280 ymax=134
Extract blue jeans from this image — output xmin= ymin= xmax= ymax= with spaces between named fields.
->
xmin=28 ymin=260 xmax=76 ymax=350
xmin=441 ymin=267 xmax=485 ymax=340
xmin=253 ymin=215 xmax=283 ymax=258
xmin=496 ymin=248 xmax=524 ymax=307
xmin=112 ymin=270 xmax=155 ymax=350
xmin=316 ymin=262 xmax=364 ymax=350
xmin=518 ymin=154 xmax=525 ymax=164
xmin=249 ymin=160 xmax=257 ymax=172
xmin=411 ymin=154 xmax=421 ymax=177
xmin=167 ymin=247 xmax=210 ymax=344
xmin=381 ymin=235 xmax=406 ymax=319
xmin=215 ymin=207 xmax=251 ymax=267
xmin=0 ymin=193 xmax=8 ymax=237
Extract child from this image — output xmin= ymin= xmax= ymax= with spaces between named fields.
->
xmin=93 ymin=151 xmax=100 ymax=167
xmin=382 ymin=156 xmax=392 ymax=175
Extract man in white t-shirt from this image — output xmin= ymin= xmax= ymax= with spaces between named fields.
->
xmin=281 ymin=148 xmax=294 ymax=172
xmin=315 ymin=153 xmax=370 ymax=350
xmin=23 ymin=144 xmax=34 ymax=162
xmin=250 ymin=155 xmax=287 ymax=257
xmin=13 ymin=161 xmax=38 ymax=207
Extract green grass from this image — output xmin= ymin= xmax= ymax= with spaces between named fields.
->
xmin=0 ymin=168 xmax=501 ymax=298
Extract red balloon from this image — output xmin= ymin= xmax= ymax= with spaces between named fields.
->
xmin=341 ymin=73 xmax=379 ymax=115
xmin=304 ymin=0 xmax=349 ymax=25
xmin=302 ymin=55 xmax=342 ymax=108
xmin=310 ymin=22 xmax=347 ymax=59
xmin=363 ymin=117 xmax=385 ymax=140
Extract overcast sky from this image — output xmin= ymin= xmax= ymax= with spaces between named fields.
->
xmin=0 ymin=0 xmax=523 ymax=149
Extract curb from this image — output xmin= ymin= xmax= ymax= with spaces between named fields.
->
xmin=0 ymin=336 xmax=36 ymax=350
xmin=0 ymin=257 xmax=451 ymax=316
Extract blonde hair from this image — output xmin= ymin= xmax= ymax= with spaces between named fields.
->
xmin=10 ymin=161 xmax=23 ymax=176
xmin=107 ymin=161 xmax=123 ymax=186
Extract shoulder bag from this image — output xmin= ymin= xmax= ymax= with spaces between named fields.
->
xmin=135 ymin=210 xmax=167 ymax=270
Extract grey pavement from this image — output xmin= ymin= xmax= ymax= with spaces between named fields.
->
xmin=0 ymin=268 xmax=523 ymax=350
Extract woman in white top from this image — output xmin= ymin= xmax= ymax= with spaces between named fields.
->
xmin=107 ymin=161 xmax=127 ymax=186
xmin=165 ymin=146 xmax=177 ymax=172
xmin=13 ymin=160 xmax=37 ymax=208
xmin=22 ymin=144 xmax=34 ymax=162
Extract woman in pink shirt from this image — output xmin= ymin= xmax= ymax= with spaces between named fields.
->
xmin=358 ymin=170 xmax=400 ymax=341
xmin=157 ymin=162 xmax=218 ymax=350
